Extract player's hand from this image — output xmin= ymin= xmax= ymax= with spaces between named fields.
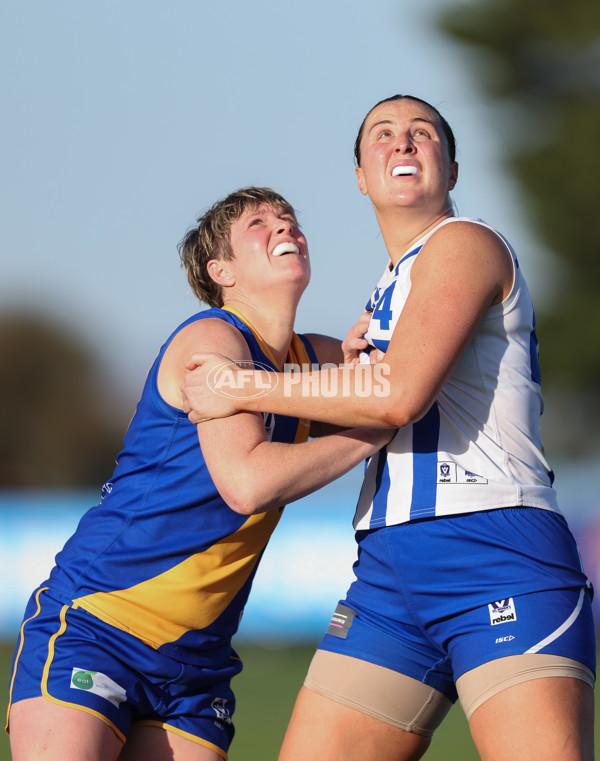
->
xmin=369 ymin=348 xmax=386 ymax=364
xmin=342 ymin=311 xmax=372 ymax=365
xmin=182 ymin=353 xmax=241 ymax=424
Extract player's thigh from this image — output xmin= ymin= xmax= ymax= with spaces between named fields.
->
xmin=279 ymin=685 xmax=430 ymax=761
xmin=118 ymin=724 xmax=226 ymax=761
xmin=451 ymin=583 xmax=596 ymax=761
xmin=9 ymin=696 xmax=124 ymax=761
xmin=468 ymin=675 xmax=594 ymax=761
xmin=305 ymin=649 xmax=452 ymax=735
xmin=279 ymin=648 xmax=453 ymax=761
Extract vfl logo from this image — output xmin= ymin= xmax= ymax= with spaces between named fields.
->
xmin=212 ymin=697 xmax=233 ymax=725
xmin=489 ymin=598 xmax=517 ymax=626
xmin=437 ymin=461 xmax=456 ymax=483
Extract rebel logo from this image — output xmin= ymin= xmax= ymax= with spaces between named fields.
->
xmin=488 ymin=598 xmax=517 ymax=626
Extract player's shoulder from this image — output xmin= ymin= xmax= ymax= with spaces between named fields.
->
xmin=429 ymin=217 xmax=499 ymax=243
xmin=420 ymin=218 xmax=510 ymax=266
xmin=171 ymin=314 xmax=252 ymax=361
xmin=418 ymin=218 xmax=514 ymax=299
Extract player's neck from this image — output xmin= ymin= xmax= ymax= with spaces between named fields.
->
xmin=376 ymin=207 xmax=454 ymax=266
xmin=223 ymin=296 xmax=298 ymax=369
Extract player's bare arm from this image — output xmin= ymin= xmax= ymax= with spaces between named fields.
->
xmin=181 ymin=223 xmax=512 ymax=428
xmin=159 ymin=317 xmax=254 ymax=409
xmin=376 ymin=220 xmax=513 ymax=426
xmin=302 ymin=333 xmax=344 ymax=366
xmin=168 ymin=319 xmax=392 ymax=514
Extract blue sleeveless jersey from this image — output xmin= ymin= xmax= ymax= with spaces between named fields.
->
xmin=43 ymin=308 xmax=316 ymax=666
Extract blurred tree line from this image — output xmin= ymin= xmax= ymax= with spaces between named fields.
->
xmin=0 ymin=314 xmax=127 ymax=487
xmin=438 ymin=0 xmax=600 ymax=454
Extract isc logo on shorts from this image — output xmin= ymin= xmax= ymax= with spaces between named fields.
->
xmin=488 ymin=598 xmax=517 ymax=626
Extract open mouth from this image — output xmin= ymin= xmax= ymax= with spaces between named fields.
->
xmin=391 ymin=165 xmax=418 ymax=177
xmin=272 ymin=242 xmax=300 ymax=257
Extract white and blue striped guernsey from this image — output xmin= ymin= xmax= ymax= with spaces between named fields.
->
xmin=354 ymin=217 xmax=559 ymax=530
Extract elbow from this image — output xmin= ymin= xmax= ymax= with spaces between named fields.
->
xmin=220 ymin=481 xmax=276 ymax=516
xmin=211 ymin=454 xmax=282 ymax=515
xmin=222 ymin=491 xmax=260 ymax=516
xmin=376 ymin=392 xmax=432 ymax=429
xmin=380 ymin=409 xmax=409 ymax=429
xmin=223 ymin=495 xmax=252 ymax=515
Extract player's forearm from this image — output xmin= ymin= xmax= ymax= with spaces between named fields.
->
xmin=217 ymin=427 xmax=390 ymax=515
xmin=234 ymin=365 xmax=398 ymax=428
xmin=183 ymin=356 xmax=432 ymax=428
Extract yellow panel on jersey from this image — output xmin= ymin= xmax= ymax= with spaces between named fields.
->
xmin=73 ymin=509 xmax=280 ymax=650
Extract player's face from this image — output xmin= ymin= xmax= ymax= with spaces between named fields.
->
xmin=228 ymin=204 xmax=310 ymax=292
xmin=355 ymin=99 xmax=458 ymax=213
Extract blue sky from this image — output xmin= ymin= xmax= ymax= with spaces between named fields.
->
xmin=1 ymin=0 xmax=551 ymax=402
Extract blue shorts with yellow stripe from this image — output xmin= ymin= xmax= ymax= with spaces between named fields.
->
xmin=8 ymin=587 xmax=242 ymax=758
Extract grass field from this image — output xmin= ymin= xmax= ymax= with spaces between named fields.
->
xmin=1 ymin=642 xmax=597 ymax=760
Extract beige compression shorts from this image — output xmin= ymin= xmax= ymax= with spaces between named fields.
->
xmin=304 ymin=650 xmax=594 ymax=736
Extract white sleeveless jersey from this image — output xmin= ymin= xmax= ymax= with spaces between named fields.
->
xmin=354 ymin=217 xmax=559 ymax=530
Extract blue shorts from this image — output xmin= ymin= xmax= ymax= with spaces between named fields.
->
xmin=318 ymin=508 xmax=596 ymax=702
xmin=8 ymin=588 xmax=242 ymax=757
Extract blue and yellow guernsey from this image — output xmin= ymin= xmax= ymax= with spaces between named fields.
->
xmin=44 ymin=307 xmax=315 ymax=666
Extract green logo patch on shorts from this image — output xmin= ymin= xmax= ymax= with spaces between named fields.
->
xmin=70 ymin=668 xmax=127 ymax=707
